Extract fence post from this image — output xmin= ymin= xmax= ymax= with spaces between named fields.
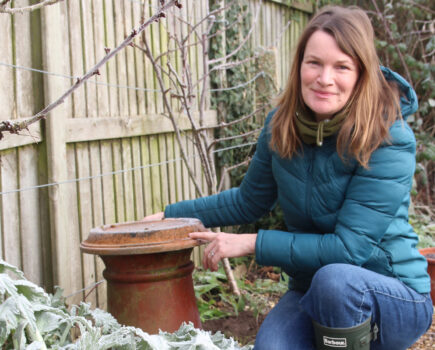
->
xmin=41 ymin=3 xmax=78 ymax=302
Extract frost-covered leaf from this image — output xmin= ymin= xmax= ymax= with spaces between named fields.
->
xmin=159 ymin=323 xmax=253 ymax=350
xmin=133 ymin=327 xmax=171 ymax=350
xmin=162 ymin=322 xmax=198 ymax=342
xmin=27 ymin=341 xmax=47 ymax=350
xmin=35 ymin=308 xmax=68 ymax=334
xmin=73 ymin=327 xmax=101 ymax=350
xmin=14 ymin=280 xmax=50 ymax=304
xmin=14 ymin=294 xmax=37 ymax=333
xmin=0 ymin=259 xmax=25 ymax=279
xmin=88 ymin=308 xmax=120 ymax=334
xmin=50 ymin=286 xmax=67 ymax=310
xmin=12 ymin=321 xmax=27 ymax=350
xmin=33 ymin=303 xmax=68 ymax=316
xmin=34 ymin=302 xmax=70 ymax=341
xmin=0 ymin=273 xmax=18 ymax=297
xmin=96 ymin=327 xmax=138 ymax=350
xmin=0 ymin=320 xmax=7 ymax=345
xmin=167 ymin=331 xmax=223 ymax=350
xmin=71 ymin=302 xmax=91 ymax=317
xmin=0 ymin=297 xmax=20 ymax=345
xmin=69 ymin=316 xmax=94 ymax=335
xmin=0 ymin=261 xmax=253 ymax=350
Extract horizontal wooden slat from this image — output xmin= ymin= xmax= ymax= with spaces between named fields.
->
xmin=266 ymin=0 xmax=313 ymax=13
xmin=65 ymin=111 xmax=217 ymax=143
xmin=0 ymin=122 xmax=42 ymax=150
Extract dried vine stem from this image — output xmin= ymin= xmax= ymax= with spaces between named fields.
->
xmin=207 ymin=128 xmax=261 ymax=152
xmin=174 ymin=0 xmax=235 ymax=44
xmin=207 ymin=0 xmax=262 ymax=66
xmin=0 ymin=0 xmax=65 ymax=14
xmin=134 ymin=1 xmax=272 ymax=295
xmin=218 ymin=158 xmax=252 ymax=193
xmin=370 ymin=0 xmax=413 ymax=85
xmin=137 ymin=38 xmax=205 ymax=197
xmin=197 ymin=106 xmax=266 ymax=131
xmin=0 ymin=0 xmax=178 ymax=139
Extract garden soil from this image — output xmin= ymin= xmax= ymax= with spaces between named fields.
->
xmin=203 ymin=302 xmax=435 ymax=349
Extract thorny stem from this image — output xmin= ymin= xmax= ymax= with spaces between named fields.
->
xmin=167 ymin=60 xmax=215 ymax=192
xmin=0 ymin=0 xmax=64 ymax=14
xmin=197 ymin=106 xmax=266 ymax=131
xmin=175 ymin=0 xmax=235 ymax=44
xmin=210 ymin=55 xmax=259 ymax=72
xmin=0 ymin=0 xmax=178 ymax=138
xmin=132 ymin=43 xmax=180 ymax=91
xmin=199 ymin=32 xmax=218 ymax=191
xmin=271 ymin=20 xmax=292 ymax=48
xmin=192 ymin=53 xmax=260 ymax=92
xmin=141 ymin=36 xmax=205 ymax=197
xmin=163 ymin=40 xmax=216 ymax=193
xmin=370 ymin=0 xmax=413 ymax=85
xmin=140 ymin=3 xmax=242 ymax=295
xmin=207 ymin=128 xmax=261 ymax=152
xmin=218 ymin=157 xmax=252 ymax=193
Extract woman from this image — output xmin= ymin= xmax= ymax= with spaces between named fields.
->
xmin=145 ymin=6 xmax=432 ymax=350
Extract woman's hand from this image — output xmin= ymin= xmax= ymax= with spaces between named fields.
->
xmin=189 ymin=231 xmax=257 ymax=271
xmin=141 ymin=212 xmax=164 ymax=221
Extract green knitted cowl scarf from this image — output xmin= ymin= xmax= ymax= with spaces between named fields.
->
xmin=294 ymin=109 xmax=347 ymax=146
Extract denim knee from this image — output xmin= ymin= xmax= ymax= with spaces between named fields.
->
xmin=300 ymin=264 xmax=368 ymax=327
xmin=307 ymin=264 xmax=354 ymax=307
xmin=254 ymin=291 xmax=315 ymax=350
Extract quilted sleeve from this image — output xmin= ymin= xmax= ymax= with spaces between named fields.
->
xmin=164 ymin=112 xmax=278 ymax=228
xmin=256 ymin=121 xmax=416 ymax=274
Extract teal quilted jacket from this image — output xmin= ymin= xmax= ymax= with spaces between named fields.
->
xmin=165 ymin=67 xmax=431 ymax=294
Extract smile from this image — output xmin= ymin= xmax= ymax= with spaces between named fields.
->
xmin=313 ymin=90 xmax=336 ymax=98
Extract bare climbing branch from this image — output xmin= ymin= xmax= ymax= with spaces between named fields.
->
xmin=0 ymin=0 xmax=178 ymax=139
xmin=0 ymin=0 xmax=65 ymax=14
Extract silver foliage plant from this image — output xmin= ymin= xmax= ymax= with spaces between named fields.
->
xmin=0 ymin=259 xmax=252 ymax=350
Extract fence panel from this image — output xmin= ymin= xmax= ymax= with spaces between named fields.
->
xmin=249 ymin=0 xmax=312 ymax=88
xmin=0 ymin=0 xmax=312 ymax=309
xmin=0 ymin=0 xmax=45 ymax=287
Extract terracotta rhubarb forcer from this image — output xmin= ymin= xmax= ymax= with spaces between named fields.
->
xmin=419 ymin=247 xmax=435 ymax=305
xmin=80 ymin=218 xmax=207 ymax=334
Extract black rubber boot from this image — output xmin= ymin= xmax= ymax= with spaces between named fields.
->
xmin=312 ymin=317 xmax=378 ymax=350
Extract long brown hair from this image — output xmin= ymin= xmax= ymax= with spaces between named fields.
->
xmin=270 ymin=6 xmax=400 ymax=168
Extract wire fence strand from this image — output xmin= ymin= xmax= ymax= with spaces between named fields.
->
xmin=0 ymin=60 xmax=264 ymax=94
xmin=64 ymin=279 xmax=105 ymax=299
xmin=0 ymin=141 xmax=257 ymax=196
xmin=0 ymin=61 xmax=162 ymax=93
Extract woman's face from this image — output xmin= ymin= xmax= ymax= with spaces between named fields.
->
xmin=300 ymin=30 xmax=359 ymax=122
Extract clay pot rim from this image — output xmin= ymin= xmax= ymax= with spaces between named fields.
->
xmin=80 ymin=217 xmax=207 ymax=255
xmin=419 ymin=246 xmax=435 ymax=263
xmin=81 ymin=237 xmax=202 ymax=255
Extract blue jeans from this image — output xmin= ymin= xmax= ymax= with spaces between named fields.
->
xmin=254 ymin=264 xmax=433 ymax=350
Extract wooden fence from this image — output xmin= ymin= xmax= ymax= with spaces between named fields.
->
xmin=0 ymin=0 xmax=312 ymax=309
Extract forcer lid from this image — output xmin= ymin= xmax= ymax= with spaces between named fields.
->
xmin=80 ymin=218 xmax=207 ymax=255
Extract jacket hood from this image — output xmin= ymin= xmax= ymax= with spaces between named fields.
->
xmin=381 ymin=66 xmax=418 ymax=120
